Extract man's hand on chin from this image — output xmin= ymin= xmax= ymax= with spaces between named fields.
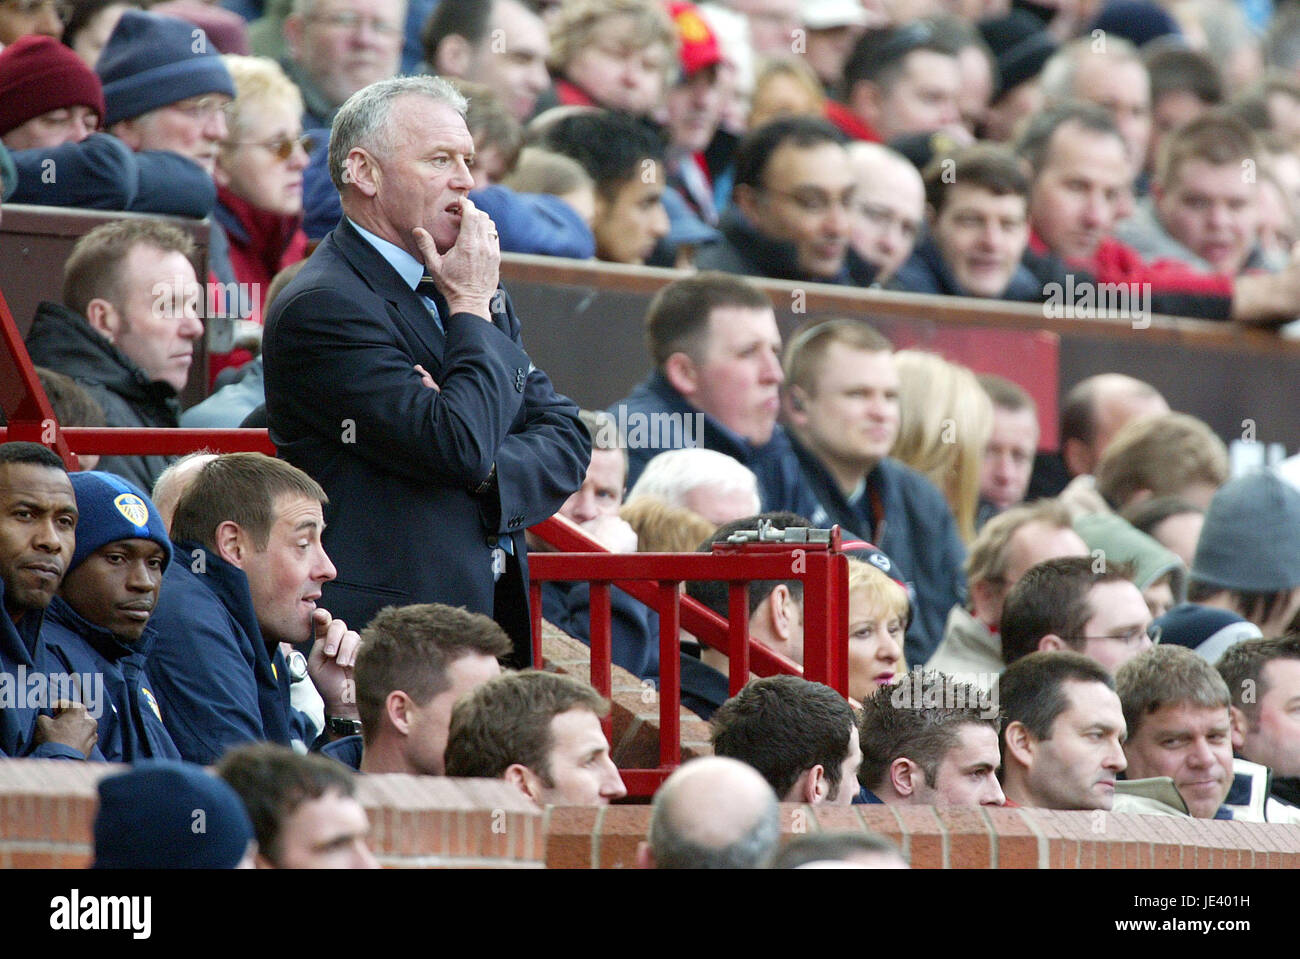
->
xmin=413 ymin=195 xmax=501 ymax=318
xmin=307 ymin=607 xmax=361 ymax=720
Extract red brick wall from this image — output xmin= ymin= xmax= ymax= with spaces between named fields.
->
xmin=542 ymin=803 xmax=1300 ymax=869
xmin=3 ymin=757 xmax=1299 ymax=869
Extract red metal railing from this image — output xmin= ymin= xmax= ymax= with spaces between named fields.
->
xmin=529 ymin=516 xmax=850 ymax=796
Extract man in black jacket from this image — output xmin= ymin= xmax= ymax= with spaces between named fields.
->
xmin=263 ymin=75 xmax=587 ymax=660
xmin=25 ymin=219 xmax=204 ymax=492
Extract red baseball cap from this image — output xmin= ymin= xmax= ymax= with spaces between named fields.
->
xmin=668 ymin=1 xmax=723 ymax=78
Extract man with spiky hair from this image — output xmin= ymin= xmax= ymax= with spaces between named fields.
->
xmin=857 ymin=671 xmax=1004 ymax=806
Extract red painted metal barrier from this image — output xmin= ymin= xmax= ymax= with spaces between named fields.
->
xmin=529 ymin=515 xmax=851 ymax=796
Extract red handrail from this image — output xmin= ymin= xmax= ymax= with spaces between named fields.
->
xmin=528 ymin=515 xmax=850 ymax=796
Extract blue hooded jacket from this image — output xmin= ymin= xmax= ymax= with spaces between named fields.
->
xmin=41 ymin=596 xmax=180 ymax=763
xmin=146 ymin=542 xmax=313 ymax=765
xmin=0 ymin=578 xmax=93 ymax=760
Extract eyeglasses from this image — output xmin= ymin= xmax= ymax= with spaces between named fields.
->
xmin=308 ymin=11 xmax=402 ymax=37
xmin=168 ymin=96 xmax=234 ymax=122
xmin=858 ymin=202 xmax=920 ymax=240
xmin=228 ymin=134 xmax=316 ymax=161
xmin=764 ymin=187 xmax=856 ymax=215
xmin=1071 ymin=624 xmax=1162 ymax=647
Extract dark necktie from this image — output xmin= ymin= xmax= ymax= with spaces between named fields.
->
xmin=416 ymin=276 xmax=443 ymax=332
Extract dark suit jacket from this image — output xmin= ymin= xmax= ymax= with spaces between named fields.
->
xmin=261 ymin=219 xmax=589 ymax=664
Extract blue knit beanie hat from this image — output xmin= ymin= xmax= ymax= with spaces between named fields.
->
xmin=97 ymin=10 xmax=235 ymax=127
xmin=69 ymin=471 xmax=172 ymax=573
xmin=93 ymin=761 xmax=254 ymax=869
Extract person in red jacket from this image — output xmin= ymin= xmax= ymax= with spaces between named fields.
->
xmin=1018 ymin=101 xmax=1300 ymax=325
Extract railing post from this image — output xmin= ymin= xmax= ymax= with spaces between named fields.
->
xmin=657 ymin=581 xmax=680 ymax=770
xmin=727 ymin=582 xmax=750 ymax=698
xmin=589 ymin=582 xmax=613 ymax=743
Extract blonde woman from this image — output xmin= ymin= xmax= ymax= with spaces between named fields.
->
xmin=846 ymin=555 xmax=908 ymax=703
xmin=892 ymin=350 xmax=993 ymax=544
xmin=215 ymin=55 xmax=311 ymax=327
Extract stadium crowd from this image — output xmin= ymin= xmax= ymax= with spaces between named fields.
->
xmin=2 ymin=0 xmax=1300 ymax=869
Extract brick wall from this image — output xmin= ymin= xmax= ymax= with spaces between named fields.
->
xmin=0 ymin=759 xmax=544 ymax=869
xmin=4 ymin=756 xmax=1299 ymax=869
xmin=542 ymin=803 xmax=1300 ymax=869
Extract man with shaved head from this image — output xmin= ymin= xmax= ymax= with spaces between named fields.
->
xmin=637 ymin=756 xmax=781 ymax=869
xmin=846 ymin=142 xmax=924 ymax=286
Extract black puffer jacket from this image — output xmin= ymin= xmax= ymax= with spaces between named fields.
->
xmin=25 ymin=300 xmax=180 ymax=491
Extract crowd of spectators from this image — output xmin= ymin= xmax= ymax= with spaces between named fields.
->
xmin=3 ymin=0 xmax=1300 ymax=870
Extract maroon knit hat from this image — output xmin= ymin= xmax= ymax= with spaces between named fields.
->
xmin=0 ymin=35 xmax=106 ymax=138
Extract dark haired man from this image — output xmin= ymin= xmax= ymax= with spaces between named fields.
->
xmin=697 ymin=116 xmax=868 ymax=284
xmin=330 ymin=603 xmax=510 ymax=774
xmin=147 ymin=452 xmax=359 ymax=765
xmin=444 ymin=670 xmax=627 ymax=805
xmin=539 ymin=109 xmax=670 ymax=264
xmin=1000 ymin=556 xmax=1154 ymax=673
xmin=0 ymin=442 xmax=98 ymax=759
xmin=422 ymin=0 xmax=550 ymax=122
xmin=710 ymin=674 xmax=861 ymax=805
xmin=686 ymin=512 xmax=812 ymax=700
xmin=1217 ymin=636 xmax=1300 ymax=816
xmin=840 ymin=21 xmax=964 ymax=143
xmin=999 ymin=650 xmax=1127 ymax=810
xmin=891 ymin=144 xmax=1039 ymax=301
xmin=217 ymin=742 xmax=379 ymax=868
xmin=610 ymin=272 xmax=815 ymax=515
xmin=857 ymin=671 xmax=1004 ymax=806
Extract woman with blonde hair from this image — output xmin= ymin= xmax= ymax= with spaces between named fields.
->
xmin=845 ymin=554 xmax=908 ymax=703
xmin=892 ymin=350 xmax=992 ymax=544
xmin=215 ymin=55 xmax=311 ymax=328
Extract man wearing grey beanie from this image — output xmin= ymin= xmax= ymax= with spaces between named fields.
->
xmin=1183 ymin=470 xmax=1300 ymax=639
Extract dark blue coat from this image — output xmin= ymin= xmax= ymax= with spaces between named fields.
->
xmin=9 ymin=133 xmax=215 ymax=216
xmin=321 ymin=734 xmax=363 ymax=771
xmin=890 ymin=236 xmax=1045 ymax=302
xmin=146 ymin=542 xmax=310 ymax=765
xmin=694 ymin=207 xmax=876 ymax=285
xmin=789 ymin=437 xmax=966 ymax=667
xmin=0 ymin=579 xmax=91 ymax=760
xmin=612 ymin=370 xmax=821 ymax=518
xmin=40 ymin=596 xmax=180 ymax=763
xmin=263 ymin=218 xmax=589 ymax=661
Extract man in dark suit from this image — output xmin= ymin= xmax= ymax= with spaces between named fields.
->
xmin=262 ymin=75 xmax=588 ymax=665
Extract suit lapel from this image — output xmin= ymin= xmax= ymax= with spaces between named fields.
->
xmin=332 ymin=219 xmax=447 ymax=362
